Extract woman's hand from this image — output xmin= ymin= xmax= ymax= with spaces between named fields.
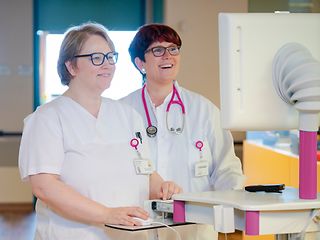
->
xmin=158 ymin=181 xmax=182 ymax=200
xmin=29 ymin=174 xmax=149 ymax=226
xmin=105 ymin=206 xmax=149 ymax=226
xmin=149 ymin=172 xmax=183 ymax=200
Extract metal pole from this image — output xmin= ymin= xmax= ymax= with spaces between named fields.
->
xmin=275 ymin=234 xmax=289 ymax=240
xmin=145 ymin=0 xmax=153 ymax=24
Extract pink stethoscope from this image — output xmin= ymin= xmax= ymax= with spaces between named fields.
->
xmin=142 ymin=84 xmax=186 ymax=137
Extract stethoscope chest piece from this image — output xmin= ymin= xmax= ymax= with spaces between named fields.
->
xmin=142 ymin=83 xmax=185 ymax=138
xmin=146 ymin=125 xmax=157 ymax=138
xmin=166 ymin=112 xmax=185 ymax=135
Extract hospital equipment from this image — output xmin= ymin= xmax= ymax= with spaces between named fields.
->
xmin=106 ymin=200 xmax=187 ymax=240
xmin=165 ymin=84 xmax=185 ymax=134
xmin=172 ymin=188 xmax=320 ymax=236
xmin=219 ymin=12 xmax=320 ymax=199
xmin=219 ymin=13 xmax=320 ymax=131
xmin=171 ymin=12 xmax=320 ymax=240
xmin=142 ymin=85 xmax=158 ymax=137
xmin=132 ymin=217 xmax=154 ymax=226
xmin=244 ymin=184 xmax=285 ymax=193
xmin=141 ymin=84 xmax=186 ymax=137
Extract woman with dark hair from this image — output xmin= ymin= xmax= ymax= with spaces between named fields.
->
xmin=121 ymin=23 xmax=245 ymax=239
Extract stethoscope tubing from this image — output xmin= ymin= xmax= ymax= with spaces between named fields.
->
xmin=142 ymin=85 xmax=153 ymax=128
xmin=142 ymin=83 xmax=186 ymax=137
xmin=166 ymin=85 xmax=185 ymax=114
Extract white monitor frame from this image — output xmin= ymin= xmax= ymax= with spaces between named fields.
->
xmin=218 ymin=13 xmax=320 ymax=131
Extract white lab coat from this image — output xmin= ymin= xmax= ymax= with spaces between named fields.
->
xmin=19 ymin=96 xmax=151 ymax=240
xmin=121 ymin=81 xmax=245 ymax=240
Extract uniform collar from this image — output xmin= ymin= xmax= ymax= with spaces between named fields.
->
xmin=145 ymin=80 xmax=182 ymax=110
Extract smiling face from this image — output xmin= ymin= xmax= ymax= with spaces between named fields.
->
xmin=66 ymin=34 xmax=116 ymax=96
xmin=137 ymin=41 xmax=181 ymax=86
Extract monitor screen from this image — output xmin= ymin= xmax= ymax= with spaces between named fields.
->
xmin=218 ymin=13 xmax=320 ymax=131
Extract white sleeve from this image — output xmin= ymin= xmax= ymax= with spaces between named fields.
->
xmin=18 ymin=109 xmax=65 ymax=181
xmin=207 ymin=104 xmax=246 ymax=190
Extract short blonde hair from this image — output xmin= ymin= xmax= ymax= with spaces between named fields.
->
xmin=57 ymin=22 xmax=115 ymax=85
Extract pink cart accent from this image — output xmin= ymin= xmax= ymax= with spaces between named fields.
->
xmin=299 ymin=130 xmax=317 ymax=199
xmin=173 ymin=200 xmax=185 ymax=223
xmin=245 ymin=211 xmax=259 ymax=235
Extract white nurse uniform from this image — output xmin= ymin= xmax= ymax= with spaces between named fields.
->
xmin=19 ymin=96 xmax=152 ymax=240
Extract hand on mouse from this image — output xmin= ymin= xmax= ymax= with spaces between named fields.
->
xmin=132 ymin=217 xmax=154 ymax=226
xmin=104 ymin=206 xmax=149 ymax=226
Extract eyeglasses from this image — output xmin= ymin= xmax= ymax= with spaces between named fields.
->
xmin=73 ymin=51 xmax=119 ymax=66
xmin=145 ymin=46 xmax=181 ymax=57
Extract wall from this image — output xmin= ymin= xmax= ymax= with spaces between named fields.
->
xmin=164 ymin=0 xmax=248 ymax=143
xmin=164 ymin=0 xmax=247 ymax=106
xmin=35 ymin=0 xmax=151 ymax=32
xmin=0 ymin=0 xmax=248 ymax=203
xmin=0 ymin=137 xmax=32 ymax=202
xmin=0 ymin=0 xmax=34 ymax=203
xmin=248 ymin=0 xmax=288 ymax=12
xmin=0 ymin=0 xmax=34 ymax=132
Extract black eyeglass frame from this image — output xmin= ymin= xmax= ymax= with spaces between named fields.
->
xmin=144 ymin=46 xmax=181 ymax=57
xmin=73 ymin=51 xmax=119 ymax=66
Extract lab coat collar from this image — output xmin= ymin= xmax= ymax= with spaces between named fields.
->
xmin=173 ymin=80 xmax=183 ymax=95
xmin=145 ymin=80 xmax=182 ymax=110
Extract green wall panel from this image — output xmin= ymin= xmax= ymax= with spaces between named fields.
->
xmin=153 ymin=0 xmax=163 ymax=23
xmin=249 ymin=0 xmax=289 ymax=12
xmin=33 ymin=0 xmax=163 ymax=108
xmin=35 ymin=0 xmax=148 ymax=32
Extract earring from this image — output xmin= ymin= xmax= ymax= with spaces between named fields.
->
xmin=141 ymin=68 xmax=146 ymax=74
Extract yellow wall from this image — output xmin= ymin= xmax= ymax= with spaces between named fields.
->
xmin=243 ymin=140 xmax=320 ymax=190
xmin=242 ymin=140 xmax=320 ymax=240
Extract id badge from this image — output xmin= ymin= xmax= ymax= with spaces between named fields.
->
xmin=195 ymin=160 xmax=209 ymax=177
xmin=134 ymin=159 xmax=153 ymax=175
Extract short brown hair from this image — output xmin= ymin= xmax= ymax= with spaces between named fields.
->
xmin=57 ymin=22 xmax=115 ymax=85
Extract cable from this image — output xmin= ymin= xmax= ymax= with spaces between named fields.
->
xmin=224 ymin=232 xmax=228 ymax=240
xmin=149 ymin=221 xmax=182 ymax=240
xmin=290 ymin=209 xmax=320 ymax=240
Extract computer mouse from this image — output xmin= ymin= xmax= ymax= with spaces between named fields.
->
xmin=132 ymin=217 xmax=154 ymax=226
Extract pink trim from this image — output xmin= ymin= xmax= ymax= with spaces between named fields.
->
xmin=245 ymin=211 xmax=259 ymax=235
xmin=195 ymin=140 xmax=204 ymax=151
xmin=141 ymin=85 xmax=152 ymax=128
xmin=166 ymin=85 xmax=185 ymax=114
xmin=130 ymin=138 xmax=139 ymax=150
xmin=299 ymin=130 xmax=318 ymax=199
xmin=173 ymin=200 xmax=185 ymax=223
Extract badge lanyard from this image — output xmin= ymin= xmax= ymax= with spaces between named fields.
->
xmin=130 ymin=138 xmax=153 ymax=175
xmin=194 ymin=140 xmax=209 ymax=177
xmin=142 ymin=84 xmax=186 ymax=138
xmin=130 ymin=138 xmax=142 ymax=158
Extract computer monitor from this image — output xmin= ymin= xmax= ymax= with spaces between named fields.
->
xmin=218 ymin=13 xmax=320 ymax=131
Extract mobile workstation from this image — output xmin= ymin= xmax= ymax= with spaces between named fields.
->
xmin=173 ymin=12 xmax=320 ymax=239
